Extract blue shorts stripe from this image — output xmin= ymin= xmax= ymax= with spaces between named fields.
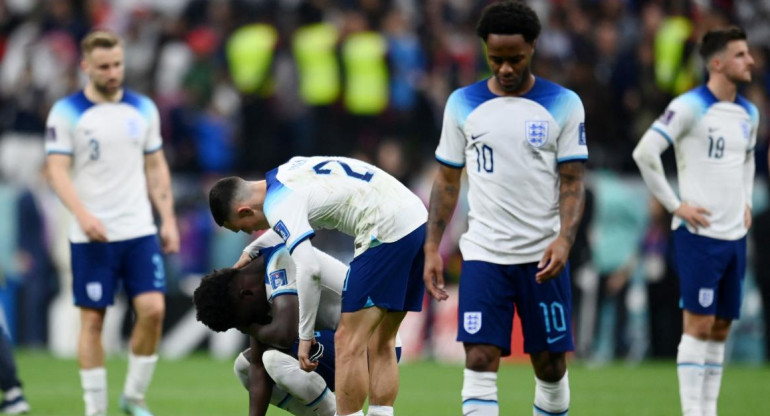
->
xmin=534 ymin=404 xmax=568 ymax=415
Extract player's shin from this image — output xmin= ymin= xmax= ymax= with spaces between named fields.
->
xmin=533 ymin=371 xmax=569 ymax=415
xmin=677 ymin=334 xmax=707 ymax=416
xmin=702 ymin=341 xmax=725 ymax=416
xmin=461 ymin=369 xmax=498 ymax=416
xmin=233 ymin=352 xmax=250 ymax=390
xmin=262 ymin=350 xmax=335 ymax=415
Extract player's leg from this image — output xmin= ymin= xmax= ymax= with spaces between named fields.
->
xmin=516 ymin=263 xmax=572 ymax=416
xmin=701 ymin=236 xmax=745 ymax=416
xmin=263 ymin=350 xmax=336 ymax=415
xmin=673 ymin=228 xmax=737 ymax=416
xmin=366 ymin=311 xmax=406 ymax=416
xmin=71 ymin=241 xmax=117 ymax=416
xmin=120 ymin=236 xmax=166 ymax=415
xmin=234 ymin=348 xmax=332 ymax=416
xmin=457 ymin=261 xmax=518 ymax=416
xmin=0 ymin=310 xmax=30 ymax=415
xmin=334 ymin=307 xmax=385 ymax=415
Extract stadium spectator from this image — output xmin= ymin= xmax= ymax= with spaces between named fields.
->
xmin=208 ymin=155 xmax=427 ymax=416
xmin=44 ymin=30 xmax=179 ymax=416
xmin=633 ymin=25 xmax=757 ymax=416
xmin=422 ymin=2 xmax=586 ymax=415
xmin=0 ymin=305 xmax=29 ymax=414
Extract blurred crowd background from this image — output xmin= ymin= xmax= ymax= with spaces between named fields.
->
xmin=1 ymin=0 xmax=770 ymax=364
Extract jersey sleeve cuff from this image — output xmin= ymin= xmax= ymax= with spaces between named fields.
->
xmin=435 ymin=155 xmax=464 ymax=168
xmin=288 ymin=231 xmax=315 ymax=254
xmin=651 ymin=126 xmax=674 ymax=145
xmin=556 ymin=155 xmax=588 ymax=163
xmin=46 ymin=150 xmax=73 ymax=156
xmin=144 ymin=144 xmax=163 ymax=154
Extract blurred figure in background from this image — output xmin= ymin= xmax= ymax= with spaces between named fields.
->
xmin=0 ymin=303 xmax=30 ymax=414
xmin=633 ymin=26 xmax=757 ymax=416
xmin=44 ymin=30 xmax=179 ymax=416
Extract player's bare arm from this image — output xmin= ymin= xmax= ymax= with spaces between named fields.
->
xmin=45 ymin=154 xmax=107 ymax=242
xmin=424 ymin=164 xmax=462 ymax=301
xmin=145 ymin=150 xmax=179 ymax=253
xmin=245 ymin=294 xmax=300 ymax=350
xmin=247 ymin=338 xmax=274 ymax=416
xmin=234 ymin=251 xmax=254 ymax=268
xmin=537 ymin=161 xmax=585 ymax=283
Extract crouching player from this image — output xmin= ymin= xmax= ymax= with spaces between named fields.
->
xmin=193 ymin=230 xmax=400 ymax=415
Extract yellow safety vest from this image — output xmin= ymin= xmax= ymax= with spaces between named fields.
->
xmin=293 ymin=22 xmax=340 ymax=106
xmin=342 ymin=31 xmax=388 ymax=115
xmin=227 ymin=23 xmax=278 ymax=95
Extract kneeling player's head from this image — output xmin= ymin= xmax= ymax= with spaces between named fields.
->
xmin=193 ymin=257 xmax=270 ymax=332
xmin=209 ymin=176 xmax=268 ymax=234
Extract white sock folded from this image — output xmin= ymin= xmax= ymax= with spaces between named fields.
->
xmin=702 ymin=340 xmax=725 ymax=416
xmin=80 ymin=367 xmax=107 ymax=416
xmin=123 ymin=353 xmax=158 ymax=401
xmin=462 ymin=369 xmax=498 ymax=416
xmin=677 ymin=334 xmax=707 ymax=416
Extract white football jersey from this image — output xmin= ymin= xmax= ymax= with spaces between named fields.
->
xmin=649 ymin=85 xmax=758 ymax=240
xmin=263 ymin=156 xmax=427 ymax=257
xmin=250 ymin=230 xmax=346 ymax=331
xmin=436 ymin=78 xmax=588 ymax=264
xmin=45 ymin=90 xmax=162 ymax=243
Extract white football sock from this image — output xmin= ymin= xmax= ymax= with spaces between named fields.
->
xmin=702 ymin=340 xmax=725 ymax=416
xmin=367 ymin=405 xmax=394 ymax=415
xmin=677 ymin=334 xmax=707 ymax=416
xmin=262 ymin=349 xmax=336 ymax=415
xmin=335 ymin=411 xmax=364 ymax=416
xmin=80 ymin=367 xmax=107 ymax=416
xmin=462 ymin=369 xmax=498 ymax=416
xmin=123 ymin=353 xmax=158 ymax=401
xmin=533 ymin=371 xmax=569 ymax=415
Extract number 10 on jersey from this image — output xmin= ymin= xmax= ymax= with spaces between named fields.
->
xmin=474 ymin=143 xmax=493 ymax=173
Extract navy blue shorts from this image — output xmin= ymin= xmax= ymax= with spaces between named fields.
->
xmin=71 ymin=235 xmax=165 ymax=308
xmin=289 ymin=330 xmax=402 ymax=391
xmin=342 ymin=224 xmax=426 ymax=313
xmin=673 ymin=227 xmax=746 ymax=319
xmin=457 ymin=260 xmax=574 ymax=356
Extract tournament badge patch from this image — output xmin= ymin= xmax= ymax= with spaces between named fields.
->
xmin=273 ymin=220 xmax=291 ymax=241
xmin=698 ymin=288 xmax=714 ymax=308
xmin=579 ymin=122 xmax=586 ymax=145
xmin=269 ymin=269 xmax=288 ymax=289
xmin=86 ymin=282 xmax=103 ymax=302
xmin=525 ymin=120 xmax=549 ymax=147
xmin=659 ymin=109 xmax=676 ymax=125
xmin=464 ymin=311 xmax=482 ymax=334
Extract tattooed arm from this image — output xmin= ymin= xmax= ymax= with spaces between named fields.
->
xmin=423 ymin=164 xmax=463 ymax=301
xmin=536 ymin=161 xmax=586 ymax=283
xmin=145 ymin=150 xmax=180 ymax=253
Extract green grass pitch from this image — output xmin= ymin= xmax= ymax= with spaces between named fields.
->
xmin=16 ymin=351 xmax=769 ymax=415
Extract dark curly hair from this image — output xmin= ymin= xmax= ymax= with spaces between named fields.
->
xmin=193 ymin=268 xmax=240 ymax=332
xmin=476 ymin=0 xmax=541 ymax=44
xmin=699 ymin=26 xmax=747 ymax=61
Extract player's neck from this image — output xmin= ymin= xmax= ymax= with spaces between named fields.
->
xmin=706 ymin=76 xmax=738 ymax=103
xmin=487 ymin=74 xmax=535 ymax=97
xmin=84 ymin=83 xmax=123 ymax=103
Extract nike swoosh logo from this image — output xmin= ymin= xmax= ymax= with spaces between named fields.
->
xmin=471 ymin=132 xmax=489 ymax=140
xmin=547 ymin=334 xmax=566 ymax=344
xmin=708 ymin=127 xmax=718 ymax=133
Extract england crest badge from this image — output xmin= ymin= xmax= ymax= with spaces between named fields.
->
xmin=526 ymin=121 xmax=549 ymax=147
xmin=698 ymin=288 xmax=714 ymax=308
xmin=464 ymin=312 xmax=482 ymax=335
xmin=87 ymin=282 xmax=103 ymax=302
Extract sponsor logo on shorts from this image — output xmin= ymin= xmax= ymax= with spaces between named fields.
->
xmin=464 ymin=312 xmax=482 ymax=335
xmin=699 ymin=288 xmax=715 ymax=308
xmin=86 ymin=282 xmax=102 ymax=302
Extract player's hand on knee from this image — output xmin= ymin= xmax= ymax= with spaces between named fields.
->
xmin=298 ymin=338 xmax=319 ymax=372
xmin=536 ymin=237 xmax=569 ymax=283
xmin=674 ymin=202 xmax=711 ymax=230
xmin=423 ymin=249 xmax=449 ymax=301
xmin=233 ymin=251 xmax=254 ymax=268
xmin=77 ymin=211 xmax=108 ymax=242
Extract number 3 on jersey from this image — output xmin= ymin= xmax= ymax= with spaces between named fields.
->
xmin=313 ymin=159 xmax=374 ymax=182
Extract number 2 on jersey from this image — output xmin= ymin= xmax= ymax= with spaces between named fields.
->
xmin=313 ymin=159 xmax=374 ymax=182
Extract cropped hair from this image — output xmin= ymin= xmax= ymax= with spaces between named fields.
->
xmin=193 ymin=268 xmax=239 ymax=332
xmin=81 ymin=30 xmax=121 ymax=55
xmin=476 ymin=0 xmax=541 ymax=44
xmin=209 ymin=177 xmax=244 ymax=226
xmin=699 ymin=26 xmax=747 ymax=61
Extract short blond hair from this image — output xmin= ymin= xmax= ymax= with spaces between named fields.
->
xmin=81 ymin=30 xmax=121 ymax=55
